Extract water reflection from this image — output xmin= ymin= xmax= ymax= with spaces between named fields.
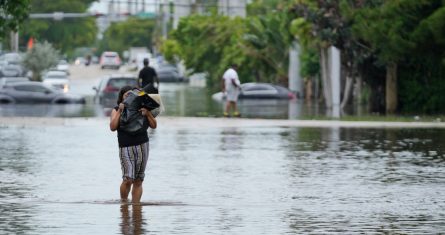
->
xmin=219 ymin=128 xmax=244 ymax=155
xmin=1 ymin=122 xmax=445 ymax=233
xmin=0 ymin=104 xmax=87 ymax=117
xmin=120 ymin=204 xmax=145 ymax=235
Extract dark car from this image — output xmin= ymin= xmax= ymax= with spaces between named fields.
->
xmin=156 ymin=63 xmax=186 ymax=82
xmin=212 ymin=82 xmax=296 ymax=100
xmin=93 ymin=74 xmax=138 ymax=107
xmin=0 ymin=81 xmax=85 ymax=104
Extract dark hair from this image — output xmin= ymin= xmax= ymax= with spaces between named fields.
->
xmin=117 ymin=86 xmax=133 ymax=105
xmin=143 ymin=58 xmax=149 ymax=66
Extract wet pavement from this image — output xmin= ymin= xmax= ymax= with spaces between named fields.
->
xmin=1 ymin=117 xmax=444 ymax=234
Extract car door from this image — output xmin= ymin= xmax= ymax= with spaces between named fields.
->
xmin=241 ymin=84 xmax=277 ymax=99
xmin=12 ymin=84 xmax=56 ymax=103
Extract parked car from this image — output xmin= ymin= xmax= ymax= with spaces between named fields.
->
xmin=0 ymin=52 xmax=22 ymax=65
xmin=100 ymin=51 xmax=121 ymax=70
xmin=74 ymin=57 xmax=86 ymax=65
xmin=42 ymin=70 xmax=70 ymax=92
xmin=0 ymin=81 xmax=85 ymax=104
xmin=156 ymin=63 xmax=186 ymax=82
xmin=0 ymin=77 xmax=30 ymax=88
xmin=56 ymin=60 xmax=70 ymax=74
xmin=93 ymin=74 xmax=138 ymax=107
xmin=212 ymin=82 xmax=297 ymax=100
xmin=0 ymin=64 xmax=25 ymax=77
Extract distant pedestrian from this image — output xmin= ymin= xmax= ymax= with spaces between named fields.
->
xmin=138 ymin=58 xmax=159 ymax=92
xmin=221 ymin=64 xmax=241 ymax=117
xmin=110 ymin=86 xmax=157 ymax=203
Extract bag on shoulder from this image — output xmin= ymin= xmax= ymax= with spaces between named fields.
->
xmin=119 ymin=88 xmax=161 ymax=133
xmin=119 ymin=89 xmax=145 ymax=134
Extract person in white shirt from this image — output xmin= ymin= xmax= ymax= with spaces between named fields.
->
xmin=221 ymin=64 xmax=241 ymax=117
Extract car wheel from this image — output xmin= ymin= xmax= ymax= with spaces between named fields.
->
xmin=0 ymin=99 xmax=14 ymax=104
xmin=53 ymin=99 xmax=69 ymax=104
xmin=0 ymin=96 xmax=15 ymax=104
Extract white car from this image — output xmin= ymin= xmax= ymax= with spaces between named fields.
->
xmin=100 ymin=51 xmax=121 ymax=69
xmin=42 ymin=70 xmax=69 ymax=92
xmin=56 ymin=60 xmax=70 ymax=74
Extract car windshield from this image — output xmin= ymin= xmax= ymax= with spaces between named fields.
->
xmin=243 ymin=84 xmax=275 ymax=91
xmin=108 ymin=78 xmax=137 ymax=88
xmin=46 ymin=75 xmax=66 ymax=79
xmin=45 ymin=71 xmax=67 ymax=78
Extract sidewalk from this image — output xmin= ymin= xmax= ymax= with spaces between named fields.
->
xmin=2 ymin=116 xmax=445 ymax=129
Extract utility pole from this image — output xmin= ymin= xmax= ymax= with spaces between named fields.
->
xmin=330 ymin=46 xmax=341 ymax=118
xmin=288 ymin=41 xmax=302 ymax=98
xmin=10 ymin=31 xmax=19 ymax=52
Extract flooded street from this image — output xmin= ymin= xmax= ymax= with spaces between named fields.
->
xmin=1 ymin=117 xmax=444 ymax=234
xmin=1 ymin=65 xmax=445 ymax=234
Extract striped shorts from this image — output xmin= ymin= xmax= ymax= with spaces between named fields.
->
xmin=119 ymin=141 xmax=149 ymax=181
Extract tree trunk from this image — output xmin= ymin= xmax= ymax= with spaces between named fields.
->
xmin=386 ymin=62 xmax=398 ymax=114
xmin=305 ymin=78 xmax=313 ymax=101
xmin=320 ymin=47 xmax=332 ymax=107
xmin=354 ymin=76 xmax=362 ymax=104
xmin=341 ymin=75 xmax=353 ymax=109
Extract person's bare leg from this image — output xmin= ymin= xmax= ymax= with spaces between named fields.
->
xmin=224 ymin=101 xmax=231 ymax=116
xmin=230 ymin=101 xmax=240 ymax=116
xmin=120 ymin=179 xmax=133 ymax=202
xmin=131 ymin=179 xmax=143 ymax=203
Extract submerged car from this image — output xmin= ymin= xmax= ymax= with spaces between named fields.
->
xmin=0 ymin=81 xmax=85 ymax=104
xmin=156 ymin=63 xmax=186 ymax=82
xmin=0 ymin=64 xmax=25 ymax=77
xmin=56 ymin=60 xmax=70 ymax=74
xmin=212 ymin=82 xmax=296 ymax=100
xmin=0 ymin=77 xmax=30 ymax=88
xmin=93 ymin=74 xmax=138 ymax=107
xmin=42 ymin=70 xmax=70 ymax=92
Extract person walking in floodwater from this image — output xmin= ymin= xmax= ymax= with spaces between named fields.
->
xmin=110 ymin=86 xmax=157 ymax=203
xmin=138 ymin=58 xmax=159 ymax=90
xmin=221 ymin=64 xmax=241 ymax=117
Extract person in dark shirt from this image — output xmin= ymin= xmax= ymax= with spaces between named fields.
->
xmin=138 ymin=58 xmax=159 ymax=90
xmin=110 ymin=85 xmax=157 ymax=203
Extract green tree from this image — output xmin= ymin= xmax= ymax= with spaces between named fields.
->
xmin=98 ymin=17 xmax=156 ymax=57
xmin=19 ymin=0 xmax=97 ymax=56
xmin=163 ymin=4 xmax=296 ymax=91
xmin=351 ymin=0 xmax=442 ymax=114
xmin=22 ymin=41 xmax=59 ymax=81
xmin=242 ymin=11 xmax=293 ymax=85
xmin=291 ymin=0 xmax=373 ymax=110
xmin=0 ymin=0 xmax=30 ymax=37
xmin=165 ymin=14 xmax=247 ymax=90
xmin=397 ymin=1 xmax=445 ymax=113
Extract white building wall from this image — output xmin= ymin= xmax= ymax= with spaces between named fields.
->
xmin=218 ymin=0 xmax=246 ymax=17
xmin=172 ymin=0 xmax=193 ymax=29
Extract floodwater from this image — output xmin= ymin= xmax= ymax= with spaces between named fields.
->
xmin=1 ymin=118 xmax=444 ymax=234
xmin=0 ymin=83 xmax=327 ymax=119
xmin=1 ymin=81 xmax=444 ymax=234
